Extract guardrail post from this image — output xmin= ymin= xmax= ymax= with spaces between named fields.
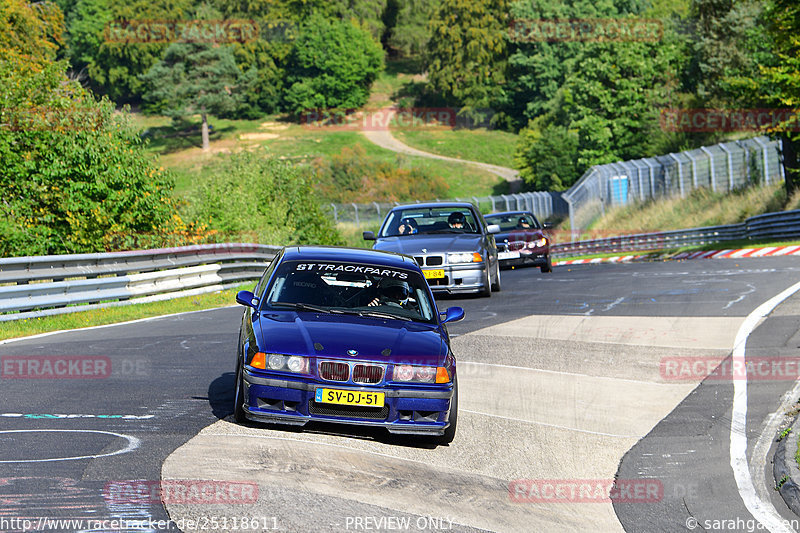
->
xmin=351 ymin=203 xmax=359 ymax=225
xmin=685 ymin=151 xmax=698 ymax=190
xmin=489 ymin=196 xmax=496 ymax=212
xmin=643 ymin=158 xmax=657 ymax=198
xmin=668 ymin=153 xmax=685 ymax=198
xmin=719 ymin=143 xmax=735 ymax=191
xmin=330 ymin=204 xmax=338 ymax=223
xmin=373 ymin=202 xmax=381 ymax=219
xmin=700 ymin=146 xmax=716 ymax=192
xmin=472 ymin=196 xmax=480 ymax=210
xmin=752 ymin=137 xmax=770 ymax=184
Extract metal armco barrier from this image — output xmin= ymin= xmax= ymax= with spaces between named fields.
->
xmin=551 ymin=209 xmax=800 ymax=257
xmin=0 ymin=243 xmax=280 ymax=322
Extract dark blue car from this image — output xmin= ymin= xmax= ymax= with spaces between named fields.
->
xmin=233 ymin=246 xmax=463 ymax=444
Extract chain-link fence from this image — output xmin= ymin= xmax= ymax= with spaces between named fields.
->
xmin=563 ymin=136 xmax=784 ymax=232
xmin=327 ymin=136 xmax=784 ymax=234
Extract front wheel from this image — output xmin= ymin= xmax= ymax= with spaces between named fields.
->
xmin=435 ymin=378 xmax=458 ymax=445
xmin=233 ymin=361 xmax=247 ymax=423
xmin=491 ymin=263 xmax=502 ymax=292
xmin=540 ymin=255 xmax=553 ymax=273
xmin=478 ymin=270 xmax=491 ymax=297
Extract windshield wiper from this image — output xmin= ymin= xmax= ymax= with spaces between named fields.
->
xmin=271 ymin=302 xmax=340 ymax=314
xmin=360 ymin=311 xmax=412 ymax=321
xmin=332 ymin=308 xmax=413 ymax=321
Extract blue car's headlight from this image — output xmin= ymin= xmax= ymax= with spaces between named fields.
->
xmin=250 ymin=353 xmax=309 ymax=374
xmin=447 ymin=252 xmax=483 ymax=264
xmin=393 ymin=364 xmax=451 ymax=383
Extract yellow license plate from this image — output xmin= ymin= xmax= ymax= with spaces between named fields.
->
xmin=315 ymin=388 xmax=385 ymax=407
xmin=423 ymin=269 xmax=445 ymax=280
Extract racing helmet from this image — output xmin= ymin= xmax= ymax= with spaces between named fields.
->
xmin=380 ymin=278 xmax=410 ymax=304
xmin=448 ymin=211 xmax=466 ymax=226
xmin=400 ymin=217 xmax=418 ymax=233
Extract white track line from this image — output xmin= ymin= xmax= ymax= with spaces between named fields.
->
xmin=730 ymin=280 xmax=800 ymax=533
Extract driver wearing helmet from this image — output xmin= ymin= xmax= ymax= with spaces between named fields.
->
xmin=398 ymin=217 xmax=418 ymax=235
xmin=368 ymin=278 xmax=410 ymax=308
xmin=448 ymin=211 xmax=466 ymax=230
xmin=517 ymin=216 xmax=531 ymax=230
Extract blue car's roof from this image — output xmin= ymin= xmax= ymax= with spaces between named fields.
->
xmin=390 ymin=202 xmax=476 ymax=211
xmin=282 ymin=246 xmax=418 ymax=270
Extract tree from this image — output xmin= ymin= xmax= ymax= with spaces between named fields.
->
xmin=0 ymin=0 xmax=64 ymax=64
xmin=141 ymin=43 xmax=257 ymax=151
xmin=283 ymin=14 xmax=384 ymax=115
xmin=514 ymin=124 xmax=578 ymax=190
xmin=425 ymin=0 xmax=509 ymax=112
xmin=189 ymin=150 xmax=343 ymax=246
xmin=387 ymin=0 xmax=436 ymax=57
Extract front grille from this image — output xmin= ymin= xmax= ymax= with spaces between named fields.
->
xmin=508 ymin=241 xmax=525 ymax=251
xmin=414 ymin=255 xmax=444 ymax=267
xmin=308 ymin=400 xmax=389 ymax=420
xmin=319 ymin=361 xmax=349 ymax=381
xmin=353 ymin=364 xmax=383 ymax=384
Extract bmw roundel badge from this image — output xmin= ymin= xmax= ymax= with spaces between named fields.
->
xmin=347 ymin=349 xmax=358 ymax=356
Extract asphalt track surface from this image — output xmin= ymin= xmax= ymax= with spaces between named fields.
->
xmin=1 ymin=257 xmax=800 ymax=532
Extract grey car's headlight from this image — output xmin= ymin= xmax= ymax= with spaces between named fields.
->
xmin=447 ymin=252 xmax=483 ymax=264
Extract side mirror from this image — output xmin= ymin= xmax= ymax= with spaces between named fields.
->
xmin=363 ymin=231 xmax=376 ymax=241
xmin=441 ymin=306 xmax=465 ymax=323
xmin=487 ymin=224 xmax=500 ymax=234
xmin=542 ymin=222 xmax=553 ymax=229
xmin=236 ymin=290 xmax=259 ymax=309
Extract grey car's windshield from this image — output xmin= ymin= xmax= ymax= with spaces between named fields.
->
xmin=262 ymin=260 xmax=437 ymax=324
xmin=484 ymin=213 xmax=541 ymax=232
xmin=379 ymin=208 xmax=480 ymax=237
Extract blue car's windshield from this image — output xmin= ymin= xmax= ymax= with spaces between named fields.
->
xmin=262 ymin=260 xmax=437 ymax=324
xmin=379 ymin=208 xmax=480 ymax=237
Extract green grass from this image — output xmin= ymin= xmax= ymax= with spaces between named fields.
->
xmin=392 ymin=127 xmax=519 ymax=169
xmin=132 ymin=113 xmax=508 ymax=200
xmin=0 ymin=284 xmax=253 ymax=341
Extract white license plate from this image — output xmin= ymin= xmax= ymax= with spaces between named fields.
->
xmin=498 ymin=251 xmax=520 ymax=260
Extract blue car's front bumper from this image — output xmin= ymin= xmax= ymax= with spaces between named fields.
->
xmin=242 ymin=370 xmax=455 ymax=435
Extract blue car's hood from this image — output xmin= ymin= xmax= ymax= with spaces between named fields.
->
xmin=257 ymin=313 xmax=446 ymax=366
xmin=374 ymin=233 xmax=482 ymax=255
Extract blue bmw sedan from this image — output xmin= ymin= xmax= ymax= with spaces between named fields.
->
xmin=233 ymin=246 xmax=463 ymax=444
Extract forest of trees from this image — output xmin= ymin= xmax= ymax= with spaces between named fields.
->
xmin=2 ymin=0 xmax=798 ymax=255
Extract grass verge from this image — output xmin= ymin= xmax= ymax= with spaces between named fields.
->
xmin=0 ymin=283 xmax=253 ymax=341
xmin=391 ymin=127 xmax=519 ymax=169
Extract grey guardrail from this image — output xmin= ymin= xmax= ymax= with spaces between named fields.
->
xmin=551 ymin=209 xmax=800 ymax=258
xmin=0 ymin=243 xmax=280 ymax=322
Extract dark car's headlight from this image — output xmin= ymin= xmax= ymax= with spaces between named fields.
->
xmin=527 ymin=238 xmax=548 ymax=249
xmin=393 ymin=364 xmax=451 ymax=383
xmin=447 ymin=252 xmax=483 ymax=264
xmin=250 ymin=352 xmax=309 ymax=374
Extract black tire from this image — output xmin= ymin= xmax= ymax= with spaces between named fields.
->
xmin=540 ymin=255 xmax=553 ymax=273
xmin=436 ymin=378 xmax=458 ymax=445
xmin=478 ymin=269 xmax=492 ymax=297
xmin=233 ymin=361 xmax=247 ymax=423
xmin=491 ymin=263 xmax=502 ymax=292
